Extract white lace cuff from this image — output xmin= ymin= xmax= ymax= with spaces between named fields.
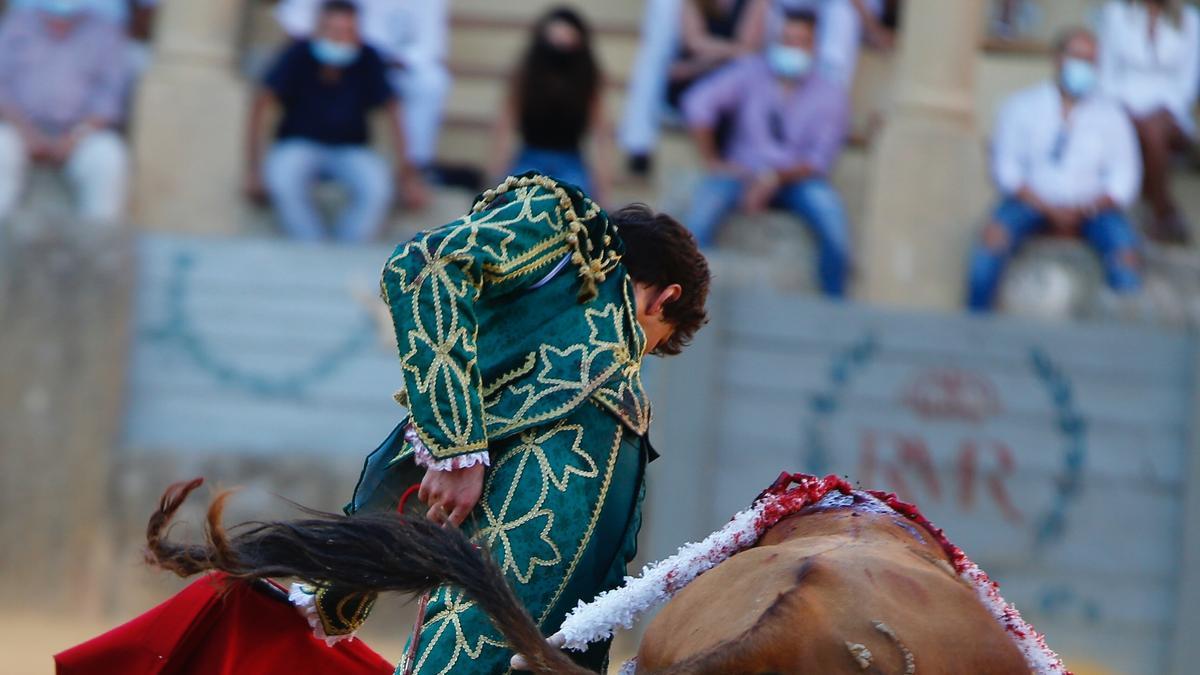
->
xmin=406 ymin=424 xmax=490 ymax=472
xmin=288 ymin=584 xmax=357 ymax=647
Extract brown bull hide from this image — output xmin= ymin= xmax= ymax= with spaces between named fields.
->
xmin=636 ymin=507 xmax=1028 ymax=674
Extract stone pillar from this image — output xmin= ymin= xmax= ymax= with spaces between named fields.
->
xmin=130 ymin=0 xmax=249 ymax=234
xmin=857 ymin=0 xmax=990 ymax=310
xmin=0 ymin=226 xmax=133 ymax=611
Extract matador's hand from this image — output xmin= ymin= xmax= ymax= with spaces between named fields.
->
xmin=419 ymin=463 xmax=484 ymax=527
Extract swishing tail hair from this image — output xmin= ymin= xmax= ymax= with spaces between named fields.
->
xmin=144 ymin=478 xmax=587 ymax=675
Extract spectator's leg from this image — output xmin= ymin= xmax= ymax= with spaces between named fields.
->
xmin=618 ymin=0 xmax=682 ymax=164
xmin=1132 ymin=109 xmax=1187 ymax=242
xmin=774 ymin=178 xmax=852 ymax=298
xmin=391 ymin=64 xmax=450 ymax=169
xmin=0 ymin=123 xmax=28 ymax=220
xmin=684 ymin=173 xmax=744 ymax=248
xmin=264 ymin=140 xmax=327 ymax=242
xmin=64 ymin=130 xmax=129 ymax=225
xmin=965 ymin=197 xmax=1045 ymax=311
xmin=1082 ymin=209 xmax=1141 ymax=294
xmin=813 ymin=0 xmax=863 ymax=87
xmin=326 ymin=146 xmax=393 ymax=243
xmin=511 ymin=148 xmax=592 ymax=195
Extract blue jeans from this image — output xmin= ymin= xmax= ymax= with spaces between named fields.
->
xmin=511 ymin=147 xmax=592 ymax=194
xmin=685 ymin=174 xmax=851 ymax=297
xmin=967 ymin=197 xmax=1142 ymax=311
xmin=264 ymin=139 xmax=393 ymax=243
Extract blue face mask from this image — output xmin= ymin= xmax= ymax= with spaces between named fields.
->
xmin=1059 ymin=58 xmax=1097 ymax=99
xmin=766 ymin=43 xmax=814 ymax=80
xmin=310 ymin=39 xmax=360 ymax=68
xmin=37 ymin=0 xmax=85 ymax=17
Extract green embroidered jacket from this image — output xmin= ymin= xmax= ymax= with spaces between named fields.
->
xmin=380 ymin=172 xmax=653 ymax=461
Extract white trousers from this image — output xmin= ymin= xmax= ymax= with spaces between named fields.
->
xmin=618 ymin=0 xmax=682 ymax=155
xmin=0 ymin=123 xmax=129 ymax=225
xmin=389 ymin=63 xmax=450 ymax=167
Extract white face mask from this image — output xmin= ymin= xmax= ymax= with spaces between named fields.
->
xmin=766 ymin=43 xmax=814 ymax=79
xmin=37 ymin=0 xmax=85 ymax=17
xmin=1059 ymin=57 xmax=1097 ymax=99
xmin=310 ymin=39 xmax=361 ymax=68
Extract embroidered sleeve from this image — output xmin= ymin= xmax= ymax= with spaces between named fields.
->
xmin=407 ymin=424 xmax=490 ymax=471
xmin=380 ymin=174 xmax=619 ymax=460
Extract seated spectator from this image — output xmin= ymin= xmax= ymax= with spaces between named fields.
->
xmin=488 ymin=7 xmax=612 ymax=204
xmin=0 ymin=0 xmax=130 ymax=225
xmin=776 ymin=0 xmax=896 ymax=86
xmin=1098 ymin=0 xmax=1199 ymax=244
xmin=968 ymin=28 xmax=1142 ymax=312
xmin=682 ymin=9 xmax=851 ymax=298
xmin=620 ymin=0 xmax=769 ymax=174
xmin=276 ymin=0 xmax=450 ymax=172
xmin=245 ymin=0 xmax=427 ymax=243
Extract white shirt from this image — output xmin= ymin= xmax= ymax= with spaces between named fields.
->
xmin=1098 ymin=0 xmax=1200 ymax=134
xmin=275 ymin=0 xmax=447 ymax=70
xmin=774 ymin=0 xmax=883 ymax=86
xmin=992 ymin=81 xmax=1142 ymax=208
xmin=11 ymin=0 xmax=157 ymax=25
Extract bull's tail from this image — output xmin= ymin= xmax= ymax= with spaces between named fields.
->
xmin=144 ymin=478 xmax=587 ymax=675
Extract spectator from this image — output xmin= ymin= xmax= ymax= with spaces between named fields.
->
xmin=276 ymin=0 xmax=450 ymax=172
xmin=488 ymin=7 xmax=612 ymax=203
xmin=0 ymin=0 xmax=130 ymax=225
xmin=968 ymin=28 xmax=1142 ymax=312
xmin=1098 ymin=0 xmax=1199 ymax=244
xmin=775 ymin=0 xmax=896 ymax=86
xmin=245 ymin=0 xmax=427 ymax=243
xmin=620 ymin=0 xmax=769 ymax=175
xmin=682 ymin=9 xmax=852 ymax=298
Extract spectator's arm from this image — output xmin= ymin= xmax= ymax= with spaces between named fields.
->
xmin=586 ymin=81 xmax=615 ymax=206
xmin=680 ymin=1 xmax=743 ymax=62
xmin=681 ymin=61 xmax=744 ymax=167
xmin=1100 ymin=107 xmax=1142 ymax=209
xmin=1172 ymin=8 xmax=1200 ymax=121
xmin=83 ymin=28 xmax=131 ymax=130
xmin=790 ymin=90 xmax=850 ymax=178
xmin=733 ymin=0 xmax=770 ymax=53
xmin=990 ymin=96 xmax=1026 ymax=198
xmin=243 ymin=88 xmax=275 ymax=198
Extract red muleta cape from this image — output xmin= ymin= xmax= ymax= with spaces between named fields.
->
xmin=55 ymin=573 xmax=391 ymax=675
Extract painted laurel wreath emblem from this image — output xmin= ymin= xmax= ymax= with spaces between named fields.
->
xmin=801 ymin=333 xmax=1086 ymax=552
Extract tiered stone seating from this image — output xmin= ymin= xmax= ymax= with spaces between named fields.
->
xmin=227 ymin=0 xmax=1200 ymax=323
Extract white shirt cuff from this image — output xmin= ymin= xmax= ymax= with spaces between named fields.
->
xmin=288 ymin=584 xmax=357 ymax=647
xmin=405 ymin=424 xmax=490 ymax=472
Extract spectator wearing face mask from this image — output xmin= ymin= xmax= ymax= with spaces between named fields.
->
xmin=488 ymin=7 xmax=613 ymax=205
xmin=967 ymin=28 xmax=1142 ymax=312
xmin=275 ymin=0 xmax=449 ymax=173
xmin=0 ymin=0 xmax=130 ymax=225
xmin=682 ymin=9 xmax=851 ymax=298
xmin=245 ymin=0 xmax=428 ymax=243
xmin=774 ymin=0 xmax=895 ymax=87
xmin=1098 ymin=0 xmax=1199 ymax=244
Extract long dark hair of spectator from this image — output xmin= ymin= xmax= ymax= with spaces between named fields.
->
xmin=515 ymin=7 xmax=601 ymax=130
